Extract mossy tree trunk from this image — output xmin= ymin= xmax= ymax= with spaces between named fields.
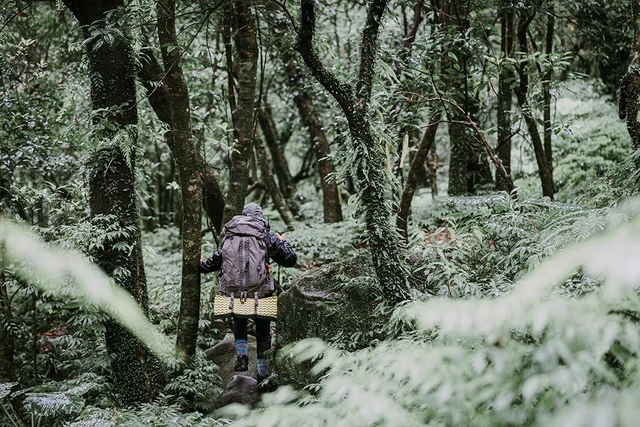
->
xmin=157 ymin=0 xmax=203 ymax=358
xmin=297 ymin=0 xmax=409 ymax=304
xmin=619 ymin=0 xmax=640 ymax=148
xmin=222 ymin=0 xmax=258 ymax=224
xmin=62 ymin=0 xmax=165 ymax=403
xmin=496 ymin=0 xmax=516 ymax=191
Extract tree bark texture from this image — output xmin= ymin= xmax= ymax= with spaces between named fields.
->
xmin=496 ymin=0 xmax=515 ymax=191
xmin=619 ymin=0 xmax=640 ymax=148
xmin=157 ymin=0 xmax=202 ymax=358
xmin=139 ymin=49 xmax=225 ymax=233
xmin=256 ymin=137 xmax=297 ymax=229
xmin=396 ymin=115 xmax=440 ymax=238
xmin=515 ymin=7 xmax=554 ymax=198
xmin=297 ymin=0 xmax=410 ymax=304
xmin=222 ymin=0 xmax=258 ymax=224
xmin=63 ymin=0 xmax=164 ymax=403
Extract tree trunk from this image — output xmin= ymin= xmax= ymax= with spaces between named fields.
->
xmin=63 ymin=0 xmax=164 ymax=403
xmin=256 ymin=137 xmax=297 ymax=229
xmin=139 ymin=49 xmax=225 ymax=233
xmin=439 ymin=0 xmax=493 ymax=195
xmin=543 ymin=0 xmax=555 ymax=182
xmin=396 ymin=115 xmax=440 ymax=238
xmin=515 ymin=7 xmax=554 ymax=198
xmin=278 ymin=31 xmax=342 ymax=223
xmin=496 ymin=0 xmax=515 ymax=191
xmin=157 ymin=0 xmax=203 ymax=358
xmin=619 ymin=0 xmax=640 ymax=148
xmin=222 ymin=0 xmax=258 ymax=224
xmin=0 ymin=263 xmax=14 ymax=382
xmin=297 ymin=0 xmax=409 ymax=304
xmin=257 ymin=104 xmax=296 ymax=201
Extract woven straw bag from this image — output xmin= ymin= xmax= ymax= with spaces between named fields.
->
xmin=213 ymin=295 xmax=277 ymax=321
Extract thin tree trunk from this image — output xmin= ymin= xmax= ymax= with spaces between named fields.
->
xmin=515 ymin=7 xmax=554 ymax=198
xmin=257 ymin=104 xmax=296 ymax=200
xmin=222 ymin=0 xmax=258 ymax=224
xmin=496 ymin=0 xmax=515 ymax=191
xmin=619 ymin=0 xmax=640 ymax=148
xmin=297 ymin=0 xmax=409 ymax=304
xmin=157 ymin=0 xmax=203 ymax=358
xmin=63 ymin=0 xmax=165 ymax=403
xmin=396 ymin=115 xmax=440 ymax=238
xmin=427 ymin=144 xmax=438 ymax=197
xmin=256 ymin=137 xmax=296 ymax=229
xmin=0 ymin=263 xmax=14 ymax=381
xmin=543 ymin=0 xmax=554 ymax=183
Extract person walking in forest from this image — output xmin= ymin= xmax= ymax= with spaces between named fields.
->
xmin=199 ymin=203 xmax=296 ymax=392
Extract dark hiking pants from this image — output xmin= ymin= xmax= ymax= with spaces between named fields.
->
xmin=233 ymin=317 xmax=271 ymax=358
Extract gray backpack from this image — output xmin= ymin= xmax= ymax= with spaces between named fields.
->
xmin=220 ymin=215 xmax=271 ymax=298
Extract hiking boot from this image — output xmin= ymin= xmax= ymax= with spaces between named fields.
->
xmin=234 ymin=355 xmax=248 ymax=372
xmin=257 ymin=372 xmax=279 ymax=393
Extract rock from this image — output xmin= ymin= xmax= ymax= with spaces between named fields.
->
xmin=211 ymin=374 xmax=259 ymax=411
xmin=275 ymin=251 xmax=381 ymax=387
xmin=206 ymin=333 xmax=258 ymax=386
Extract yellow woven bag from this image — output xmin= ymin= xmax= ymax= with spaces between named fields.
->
xmin=213 ymin=295 xmax=278 ymax=320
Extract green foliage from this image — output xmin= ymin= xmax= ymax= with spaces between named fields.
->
xmin=164 ymin=352 xmax=221 ymax=413
xmin=225 ymin=201 xmax=640 ymax=426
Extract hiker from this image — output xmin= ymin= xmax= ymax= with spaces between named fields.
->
xmin=199 ymin=203 xmax=296 ymax=392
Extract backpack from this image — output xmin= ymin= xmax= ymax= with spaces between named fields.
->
xmin=220 ymin=215 xmax=271 ymax=298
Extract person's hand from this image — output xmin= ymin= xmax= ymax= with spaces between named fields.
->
xmin=200 ymin=256 xmax=205 ymax=262
xmin=276 ymin=233 xmax=287 ymax=241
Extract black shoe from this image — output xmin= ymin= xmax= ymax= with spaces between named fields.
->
xmin=234 ymin=355 xmax=248 ymax=372
xmin=257 ymin=372 xmax=279 ymax=393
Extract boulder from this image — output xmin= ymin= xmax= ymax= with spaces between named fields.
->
xmin=206 ymin=333 xmax=258 ymax=385
xmin=275 ymin=251 xmax=381 ymax=387
xmin=211 ymin=375 xmax=259 ymax=411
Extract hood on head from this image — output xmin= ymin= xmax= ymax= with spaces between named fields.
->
xmin=242 ymin=203 xmax=264 ymax=218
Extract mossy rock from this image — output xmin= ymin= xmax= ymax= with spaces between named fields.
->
xmin=275 ymin=251 xmax=381 ymax=387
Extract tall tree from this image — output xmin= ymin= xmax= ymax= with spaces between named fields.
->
xmin=396 ymin=115 xmax=440 ymax=238
xmin=139 ymin=49 xmax=225 ymax=234
xmin=297 ymin=0 xmax=410 ymax=304
xmin=255 ymin=137 xmax=297 ymax=229
xmin=437 ymin=0 xmax=493 ymax=195
xmin=157 ymin=0 xmax=203 ymax=358
xmin=543 ymin=0 xmax=555 ymax=184
xmin=222 ymin=0 xmax=258 ymax=223
xmin=257 ymin=103 xmax=297 ymax=202
xmin=515 ymin=3 xmax=555 ymax=198
xmin=619 ymin=0 xmax=640 ymax=148
xmin=272 ymin=16 xmax=343 ymax=223
xmin=62 ymin=0 xmax=164 ymax=403
xmin=496 ymin=0 xmax=516 ymax=191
